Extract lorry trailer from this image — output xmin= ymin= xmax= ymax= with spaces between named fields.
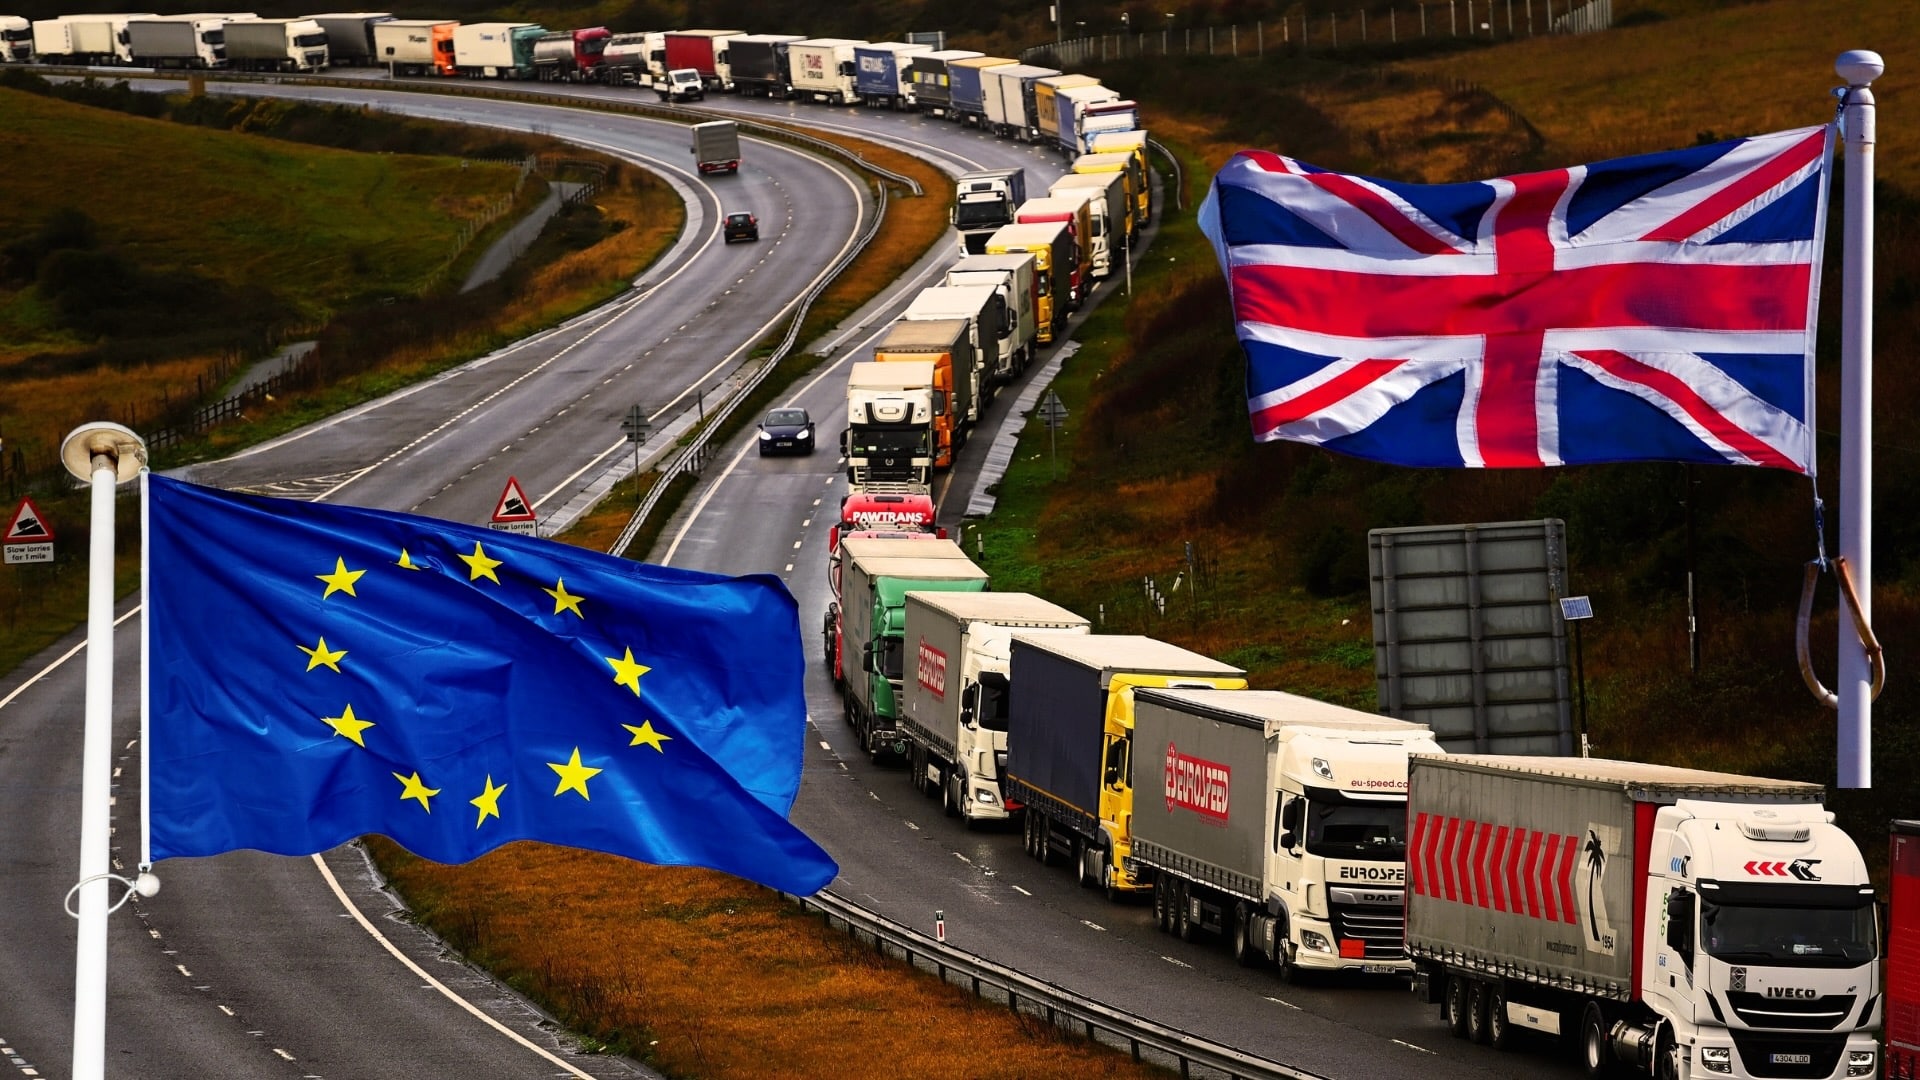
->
xmin=305 ymin=12 xmax=390 ymax=65
xmin=907 ymin=48 xmax=981 ymax=116
xmin=943 ymin=253 xmax=1038 ymax=384
xmin=690 ymin=120 xmax=741 ymax=175
xmin=453 ymin=22 xmax=544 ymax=79
xmin=725 ymin=33 xmax=800 ymax=97
xmin=662 ymin=28 xmax=741 ymax=90
xmin=1407 ymin=755 xmax=1879 ymax=1079
xmin=372 ymin=17 xmax=454 ymax=76
xmin=1889 ymin=820 xmax=1919 ymax=1079
xmin=946 ymin=55 xmax=1015 ymax=125
xmin=224 ymin=17 xmax=327 ymax=72
xmin=836 ymin=539 xmax=988 ymax=761
xmin=986 ymin=221 xmax=1071 ymax=343
xmin=127 ymin=14 xmax=245 ymax=69
xmin=531 ymin=26 xmax=609 ymax=82
xmin=789 ymin=37 xmax=863 ymax=104
xmin=852 ymin=40 xmax=929 ymax=109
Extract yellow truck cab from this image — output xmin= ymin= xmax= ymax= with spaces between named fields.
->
xmin=1077 ymin=141 xmax=1150 ymax=234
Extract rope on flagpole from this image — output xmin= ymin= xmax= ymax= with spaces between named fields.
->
xmin=1797 ymin=554 xmax=1885 ymax=708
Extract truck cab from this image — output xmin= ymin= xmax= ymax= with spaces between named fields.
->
xmin=1639 ymin=800 xmax=1879 ymax=1080
xmin=843 ymin=360 xmax=938 ymax=494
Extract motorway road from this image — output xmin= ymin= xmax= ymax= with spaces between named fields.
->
xmin=0 ymin=76 xmax=1584 ymax=1079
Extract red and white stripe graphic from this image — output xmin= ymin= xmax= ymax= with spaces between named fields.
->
xmin=1410 ymin=813 xmax=1578 ymax=925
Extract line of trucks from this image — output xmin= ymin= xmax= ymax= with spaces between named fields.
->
xmin=5 ymin=16 xmax=1147 ymax=159
xmin=818 ymin=525 xmax=1888 ymax=1078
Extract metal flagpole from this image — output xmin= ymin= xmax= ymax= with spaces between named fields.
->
xmin=1835 ymin=50 xmax=1882 ymax=789
xmin=60 ymin=421 xmax=147 ymax=1080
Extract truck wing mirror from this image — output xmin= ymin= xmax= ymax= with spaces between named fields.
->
xmin=861 ymin=642 xmax=874 ymax=673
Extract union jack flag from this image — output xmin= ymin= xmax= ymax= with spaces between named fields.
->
xmin=1198 ymin=126 xmax=1833 ymax=472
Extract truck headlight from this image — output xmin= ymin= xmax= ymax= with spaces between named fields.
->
xmin=1299 ymin=930 xmax=1332 ymax=954
xmin=1699 ymin=1046 xmax=1732 ymax=1074
xmin=974 ymin=790 xmax=997 ymax=804
xmin=1848 ymin=1050 xmax=1877 ymax=1077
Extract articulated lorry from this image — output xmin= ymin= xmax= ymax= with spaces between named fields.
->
xmin=1128 ymin=689 xmax=1441 ymax=978
xmin=1407 ymin=755 xmax=1880 ymax=1079
xmin=900 ymin=592 xmax=1089 ymax=825
xmin=1080 ymin=139 xmax=1151 ymax=233
xmin=1016 ymin=195 xmax=1094 ymax=309
xmin=690 ymin=120 xmax=741 ymax=175
xmin=305 ymin=13 xmax=390 ymax=66
xmin=726 ymin=33 xmax=800 ymax=97
xmin=907 ymin=49 xmax=981 ymax=116
xmin=37 ymin=13 xmax=150 ymax=64
xmin=453 ymin=22 xmax=544 ymax=79
xmin=600 ymin=31 xmax=650 ymax=84
xmin=952 ymin=167 xmax=1027 ymax=256
xmin=225 ymin=17 xmax=327 ymax=72
xmin=1058 ymin=86 xmax=1127 ymax=157
xmin=901 ymin=287 xmax=997 ymax=413
xmin=1034 ymin=73 xmax=1100 ymax=148
xmin=663 ymin=28 xmax=741 ymax=90
xmin=789 ymin=37 xmax=862 ymax=104
xmin=947 ymin=55 xmax=1014 ymax=127
xmin=836 ymin=539 xmax=988 ymax=761
xmin=1050 ymin=171 xmax=1127 ymax=279
xmin=944 ymin=254 xmax=1037 ymax=385
xmin=128 ymin=14 xmax=248 ymax=69
xmin=843 ymin=359 xmax=936 ymax=496
xmin=1006 ymin=635 xmax=1246 ymax=895
xmin=872 ymin=318 xmax=974 ymax=470
xmin=827 ymin=492 xmax=940 ymax=567
xmin=532 ymin=27 xmax=609 ymax=82
xmin=824 ymin=534 xmax=947 ymax=685
xmin=372 ymin=18 xmax=454 ymax=76
xmin=987 ymin=221 xmax=1072 ymax=344
xmin=853 ymin=41 xmax=928 ymax=109
xmin=982 ymin=63 xmax=1059 ymax=142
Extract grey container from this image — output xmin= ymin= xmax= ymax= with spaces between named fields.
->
xmin=1404 ymin=754 xmax=1824 ymax=998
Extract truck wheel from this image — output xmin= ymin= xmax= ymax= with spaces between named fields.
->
xmin=1231 ymin=903 xmax=1258 ymax=967
xmin=1175 ymin=880 xmax=1199 ymax=943
xmin=1486 ymin=986 xmax=1514 ymax=1050
xmin=1273 ymin=918 xmax=1301 ymax=984
xmin=1072 ymin=837 xmax=1089 ymax=888
xmin=1466 ymin=980 xmax=1492 ymax=1044
xmin=1579 ymin=1002 xmax=1615 ymax=1077
xmin=1100 ymin=850 xmax=1121 ymax=903
xmin=1152 ymin=876 xmax=1168 ymax=931
xmin=1444 ymin=975 xmax=1471 ymax=1038
xmin=942 ymin=771 xmax=959 ymax=818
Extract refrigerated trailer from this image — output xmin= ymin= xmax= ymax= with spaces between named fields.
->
xmin=789 ymin=37 xmax=863 ymax=104
xmin=372 ymin=17 xmax=454 ymax=76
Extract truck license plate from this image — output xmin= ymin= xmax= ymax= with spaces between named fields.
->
xmin=1361 ymin=964 xmax=1396 ymax=975
xmin=1770 ymin=1053 xmax=1812 ymax=1065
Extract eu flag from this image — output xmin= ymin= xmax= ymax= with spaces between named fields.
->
xmin=144 ymin=475 xmax=837 ymax=896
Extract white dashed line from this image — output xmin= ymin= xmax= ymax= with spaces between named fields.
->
xmin=1011 ymin=885 xmax=1031 ymax=896
xmin=1264 ymin=996 xmax=1301 ymax=1010
xmin=906 ymin=822 xmax=920 ymax=831
xmin=1081 ymin=920 xmax=1106 ymax=932
xmin=1160 ymin=956 xmax=1192 ymax=968
xmin=818 ymin=741 xmax=831 ymax=750
xmin=953 ymin=852 xmax=972 ymax=864
xmin=1393 ymin=1039 xmax=1436 ymax=1055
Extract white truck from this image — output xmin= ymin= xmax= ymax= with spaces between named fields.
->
xmin=951 ymin=167 xmax=1027 ymax=256
xmin=371 ymin=17 xmax=454 ymax=76
xmin=1128 ymin=689 xmax=1442 ymax=980
xmin=945 ymin=253 xmax=1038 ymax=385
xmin=690 ymin=120 xmax=740 ymax=175
xmin=224 ymin=17 xmax=327 ymax=72
xmin=981 ymin=62 xmax=1058 ymax=141
xmin=452 ymin=22 xmax=543 ymax=79
xmin=1407 ymin=755 xmax=1881 ymax=1079
xmin=1049 ymin=171 xmax=1127 ymax=280
xmin=900 ymin=592 xmax=1089 ymax=824
xmin=128 ymin=14 xmax=248 ymax=69
xmin=601 ymin=31 xmax=650 ymax=85
xmin=844 ymin=360 xmax=936 ymax=495
xmin=902 ymin=285 xmax=1000 ymax=416
xmin=1 ymin=15 xmax=31 ymax=60
xmin=788 ymin=38 xmax=863 ymax=104
xmin=39 ymin=13 xmax=151 ymax=65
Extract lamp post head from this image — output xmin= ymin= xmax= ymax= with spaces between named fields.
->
xmin=1836 ymin=50 xmax=1884 ymax=87
xmin=60 ymin=422 xmax=147 ymax=484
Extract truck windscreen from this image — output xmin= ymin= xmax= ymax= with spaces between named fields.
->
xmin=1702 ymin=901 xmax=1876 ymax=967
xmin=954 ymin=200 xmax=1008 ymax=226
xmin=1305 ymin=801 xmax=1407 ymax=861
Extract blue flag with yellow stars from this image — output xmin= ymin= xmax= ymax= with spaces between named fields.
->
xmin=144 ymin=474 xmax=837 ymax=896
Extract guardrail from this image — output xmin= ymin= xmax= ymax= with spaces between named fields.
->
xmin=792 ymin=888 xmax=1327 ymax=1080
xmin=1148 ymin=137 xmax=1186 ymax=212
xmin=606 ymin=180 xmax=891 ymax=558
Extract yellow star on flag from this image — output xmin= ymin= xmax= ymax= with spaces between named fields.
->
xmin=322 ymin=703 xmax=374 ymax=747
xmin=299 ymin=636 xmax=347 ymax=673
xmin=397 ymin=548 xmax=424 ymax=570
xmin=459 ymin=541 xmax=503 ymax=584
xmin=545 ymin=578 xmax=585 ymax=618
xmin=394 ymin=771 xmax=440 ymax=812
xmin=549 ymin=748 xmax=602 ymax=800
xmin=471 ymin=775 xmax=507 ymax=827
xmin=317 ymin=557 xmax=365 ymax=599
xmin=623 ymin=720 xmax=672 ymax=752
xmin=606 ymin=647 xmax=651 ymax=697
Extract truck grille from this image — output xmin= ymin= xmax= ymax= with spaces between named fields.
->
xmin=1725 ymin=1032 xmax=1846 ymax=1079
xmin=1329 ymin=904 xmax=1406 ymax=960
xmin=1725 ymin=991 xmax=1856 ymax=1031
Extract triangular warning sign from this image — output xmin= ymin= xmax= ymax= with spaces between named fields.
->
xmin=4 ymin=497 xmax=54 ymax=543
xmin=491 ymin=477 xmax=537 ymax=523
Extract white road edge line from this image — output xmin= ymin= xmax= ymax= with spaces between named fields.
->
xmin=310 ymin=853 xmax=595 ymax=1080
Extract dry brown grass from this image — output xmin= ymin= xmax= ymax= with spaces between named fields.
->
xmin=372 ymin=839 xmax=1166 ymax=1079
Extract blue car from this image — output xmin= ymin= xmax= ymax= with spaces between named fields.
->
xmin=757 ymin=407 xmax=815 ymax=456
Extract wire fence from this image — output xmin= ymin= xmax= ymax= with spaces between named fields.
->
xmin=1026 ymin=0 xmax=1612 ymax=65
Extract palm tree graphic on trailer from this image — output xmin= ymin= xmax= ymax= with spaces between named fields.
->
xmin=1583 ymin=828 xmax=1618 ymax=953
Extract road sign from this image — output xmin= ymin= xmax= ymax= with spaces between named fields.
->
xmin=621 ymin=405 xmax=651 ymax=444
xmin=3 ymin=496 xmax=54 ymax=563
xmin=1039 ymin=389 xmax=1068 ymax=430
xmin=489 ymin=477 xmax=538 ymax=535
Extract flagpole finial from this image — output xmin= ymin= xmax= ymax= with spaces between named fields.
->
xmin=1836 ymin=50 xmax=1884 ymax=88
xmin=60 ymin=422 xmax=146 ymax=484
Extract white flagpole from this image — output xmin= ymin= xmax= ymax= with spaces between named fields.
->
xmin=59 ymin=422 xmax=147 ymax=1080
xmin=1835 ymin=50 xmax=1882 ymax=790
